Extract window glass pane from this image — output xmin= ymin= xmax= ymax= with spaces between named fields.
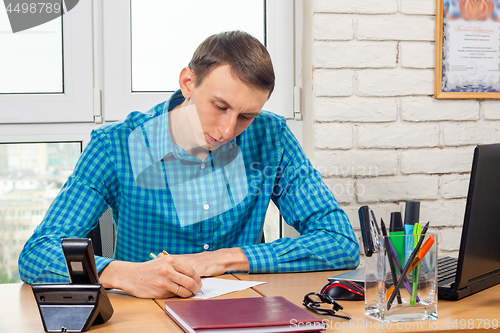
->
xmin=130 ymin=0 xmax=265 ymax=92
xmin=0 ymin=142 xmax=80 ymax=283
xmin=0 ymin=8 xmax=63 ymax=94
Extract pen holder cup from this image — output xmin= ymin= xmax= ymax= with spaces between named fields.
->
xmin=365 ymin=233 xmax=438 ymax=323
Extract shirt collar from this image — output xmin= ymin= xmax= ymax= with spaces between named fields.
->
xmin=164 ymin=90 xmax=238 ymax=162
xmin=129 ymin=90 xmax=240 ymax=183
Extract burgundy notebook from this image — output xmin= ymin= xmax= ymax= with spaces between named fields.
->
xmin=164 ymin=296 xmax=325 ymax=333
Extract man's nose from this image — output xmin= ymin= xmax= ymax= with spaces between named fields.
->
xmin=218 ymin=114 xmax=238 ymax=141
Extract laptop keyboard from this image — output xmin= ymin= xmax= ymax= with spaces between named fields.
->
xmin=438 ymin=256 xmax=458 ymax=284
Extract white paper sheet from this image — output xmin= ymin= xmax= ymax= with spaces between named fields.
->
xmin=192 ymin=277 xmax=266 ymax=299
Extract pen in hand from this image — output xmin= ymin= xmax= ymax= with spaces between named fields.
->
xmin=148 ymin=251 xmax=204 ymax=295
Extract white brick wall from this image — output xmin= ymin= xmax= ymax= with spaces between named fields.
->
xmin=311 ymin=0 xmax=500 ymax=257
xmin=443 ymin=123 xmax=500 ymax=146
xmin=313 ymin=69 xmax=354 ymax=97
xmin=401 ymin=97 xmax=479 ymax=121
xmin=437 ymin=228 xmax=463 ymax=252
xmin=440 ymin=174 xmax=470 ymax=199
xmin=400 ymin=0 xmax=436 ymax=15
xmin=314 ymin=14 xmax=354 ymax=41
xmin=357 ymin=69 xmax=434 ymax=96
xmin=358 ymin=123 xmax=439 ymax=148
xmin=315 ymin=0 xmax=398 ymax=14
xmin=323 ymin=178 xmax=356 ymax=204
xmin=314 ymin=123 xmax=353 ymax=149
xmin=400 ymin=148 xmax=474 ymax=174
xmin=482 ymin=101 xmax=500 ymax=120
xmin=356 ymin=176 xmax=439 ymax=202
xmin=315 ymin=150 xmax=398 ymax=177
xmin=314 ymin=97 xmax=397 ymax=122
xmin=419 ymin=200 xmax=466 ymax=227
xmin=314 ymin=41 xmax=397 ymax=68
xmin=357 ymin=16 xmax=435 ymax=41
xmin=399 ymin=42 xmax=435 ymax=69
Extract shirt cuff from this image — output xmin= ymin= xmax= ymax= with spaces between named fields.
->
xmin=240 ymin=243 xmax=279 ymax=273
xmin=95 ymin=256 xmax=115 ymax=275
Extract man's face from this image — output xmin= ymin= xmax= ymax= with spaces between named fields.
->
xmin=179 ymin=65 xmax=269 ymax=151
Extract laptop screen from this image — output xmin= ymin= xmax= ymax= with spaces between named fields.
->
xmin=455 ymin=144 xmax=500 ymax=290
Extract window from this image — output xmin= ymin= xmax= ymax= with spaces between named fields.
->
xmin=0 ymin=142 xmax=81 ymax=283
xmin=0 ymin=1 xmax=93 ymax=123
xmin=1 ymin=0 xmax=297 ymax=123
xmin=102 ymin=0 xmax=295 ymax=121
xmin=130 ymin=0 xmax=265 ymax=93
xmin=0 ymin=14 xmax=63 ymax=94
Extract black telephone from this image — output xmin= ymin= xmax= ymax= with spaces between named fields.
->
xmin=358 ymin=205 xmax=381 ymax=257
xmin=32 ymin=238 xmax=114 ymax=332
xmin=62 ymin=238 xmax=100 ymax=284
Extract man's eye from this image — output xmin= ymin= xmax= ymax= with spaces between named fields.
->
xmin=215 ymin=104 xmax=227 ymax=110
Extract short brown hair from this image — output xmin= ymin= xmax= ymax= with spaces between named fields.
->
xmin=188 ymin=31 xmax=275 ymax=97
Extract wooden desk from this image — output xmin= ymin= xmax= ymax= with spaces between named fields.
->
xmin=0 ymin=283 xmax=176 ymax=333
xmin=0 ymin=274 xmax=262 ymax=332
xmin=234 ymin=271 xmax=500 ymax=333
xmin=3 ymin=272 xmax=499 ymax=332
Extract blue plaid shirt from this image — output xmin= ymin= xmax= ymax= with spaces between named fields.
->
xmin=19 ymin=90 xmax=359 ymax=283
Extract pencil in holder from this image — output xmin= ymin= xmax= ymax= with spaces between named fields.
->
xmin=364 ymin=233 xmax=438 ymax=323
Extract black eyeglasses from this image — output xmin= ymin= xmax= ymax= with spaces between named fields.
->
xmin=303 ymin=292 xmax=351 ymax=320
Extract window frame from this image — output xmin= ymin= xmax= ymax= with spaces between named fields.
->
xmin=0 ymin=122 xmax=95 ymax=147
xmin=0 ymin=1 xmax=94 ymax=124
xmin=101 ymin=0 xmax=295 ymax=121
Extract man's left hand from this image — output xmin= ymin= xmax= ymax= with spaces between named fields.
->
xmin=163 ymin=247 xmax=250 ymax=277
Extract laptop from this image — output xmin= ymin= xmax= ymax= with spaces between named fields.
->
xmin=437 ymin=143 xmax=500 ymax=300
xmin=330 ymin=144 xmax=500 ymax=300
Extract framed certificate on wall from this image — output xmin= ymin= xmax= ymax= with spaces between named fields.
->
xmin=435 ymin=0 xmax=500 ymax=99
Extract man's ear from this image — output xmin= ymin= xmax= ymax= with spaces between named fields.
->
xmin=179 ymin=67 xmax=195 ymax=100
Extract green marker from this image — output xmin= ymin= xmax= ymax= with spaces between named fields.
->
xmin=389 ymin=212 xmax=405 ymax=272
xmin=410 ymin=222 xmax=422 ymax=305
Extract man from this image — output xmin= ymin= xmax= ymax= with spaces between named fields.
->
xmin=19 ymin=31 xmax=359 ymax=298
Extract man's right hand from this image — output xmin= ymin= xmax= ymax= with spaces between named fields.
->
xmin=98 ymin=255 xmax=202 ymax=298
